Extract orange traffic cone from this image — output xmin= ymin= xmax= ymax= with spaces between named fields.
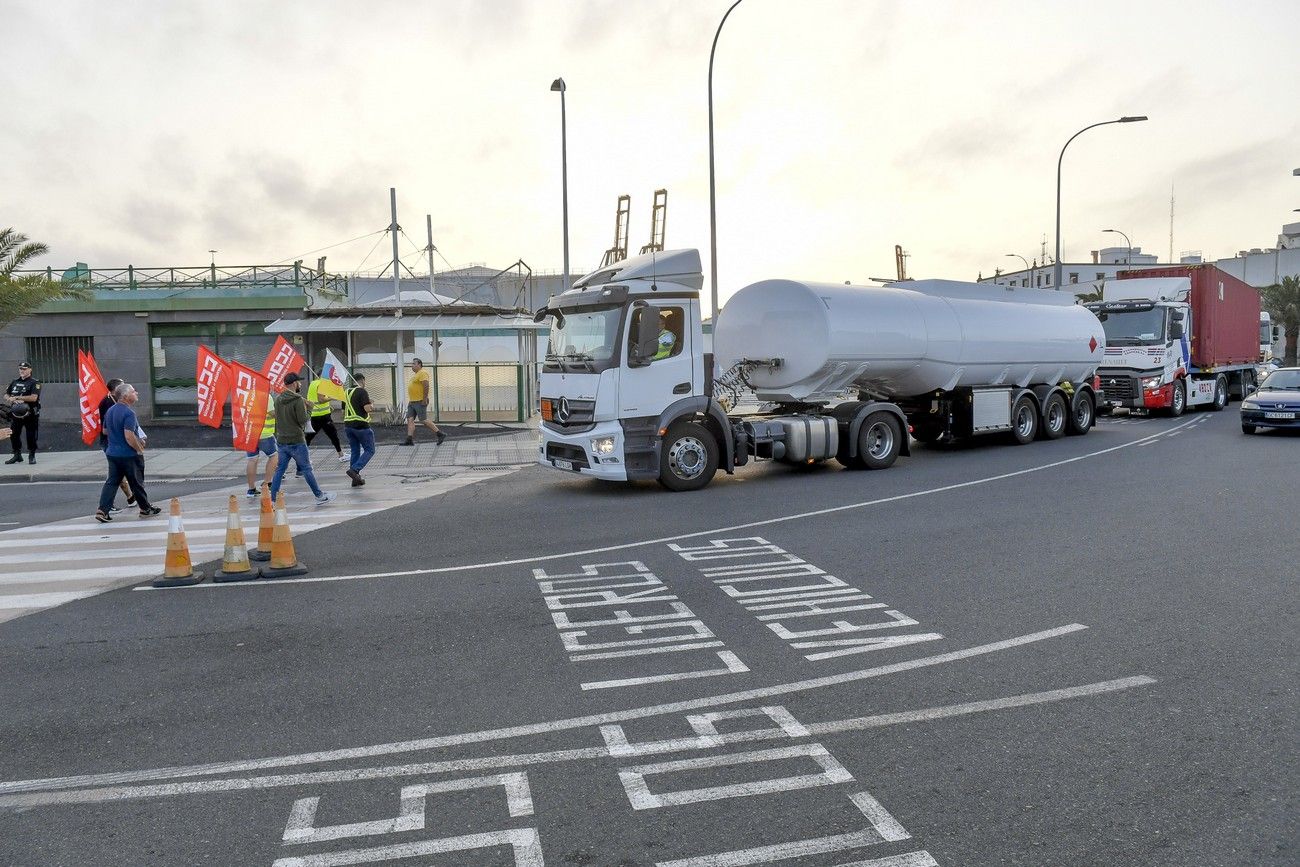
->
xmin=259 ymin=491 xmax=308 ymax=579
xmin=152 ymin=498 xmax=204 ymax=587
xmin=213 ymin=495 xmax=256 ymax=582
xmin=248 ymin=487 xmax=274 ymax=562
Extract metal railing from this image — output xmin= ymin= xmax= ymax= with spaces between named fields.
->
xmin=353 ymin=363 xmax=531 ymax=424
xmin=15 ymin=263 xmax=348 ymax=298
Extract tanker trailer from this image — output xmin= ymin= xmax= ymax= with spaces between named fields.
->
xmin=535 ymin=248 xmax=1105 ymax=492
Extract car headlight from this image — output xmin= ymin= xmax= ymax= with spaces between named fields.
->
xmin=1241 ymin=400 xmax=1259 ymax=411
xmin=1141 ymin=376 xmax=1162 ymax=390
xmin=591 ymin=436 xmax=616 ymax=455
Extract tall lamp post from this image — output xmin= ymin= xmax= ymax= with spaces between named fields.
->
xmin=1054 ymin=115 xmax=1147 ymax=289
xmin=1006 ymin=253 xmax=1031 ymax=286
xmin=1294 ymin=167 xmax=1299 ymax=213
xmin=708 ymin=0 xmax=744 ymax=325
xmin=550 ymin=78 xmax=570 ymax=292
xmin=1102 ymin=228 xmax=1132 ymax=267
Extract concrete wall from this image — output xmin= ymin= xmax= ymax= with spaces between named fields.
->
xmin=0 ymin=307 xmax=302 ymax=423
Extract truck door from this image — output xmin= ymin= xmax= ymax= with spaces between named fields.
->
xmin=620 ymin=302 xmax=694 ymax=418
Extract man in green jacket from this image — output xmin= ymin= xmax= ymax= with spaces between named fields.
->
xmin=269 ymin=373 xmax=336 ymax=505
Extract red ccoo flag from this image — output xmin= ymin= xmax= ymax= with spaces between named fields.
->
xmin=260 ymin=335 xmax=306 ymax=393
xmin=229 ymin=362 xmax=271 ymax=452
xmin=77 ymin=350 xmax=110 ymax=446
xmin=196 ymin=345 xmax=233 ymax=428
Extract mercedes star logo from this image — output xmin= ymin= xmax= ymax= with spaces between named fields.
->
xmin=556 ymin=397 xmax=571 ymax=424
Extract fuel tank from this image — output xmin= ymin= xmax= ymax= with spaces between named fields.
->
xmin=713 ymin=278 xmax=1105 ymax=403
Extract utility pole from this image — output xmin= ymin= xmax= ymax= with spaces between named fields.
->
xmin=390 ymin=187 xmax=406 ymax=410
xmin=426 ymin=214 xmax=436 ymax=298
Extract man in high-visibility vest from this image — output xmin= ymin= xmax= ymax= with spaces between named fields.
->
xmin=343 ymin=373 xmax=376 ymax=487
xmin=304 ymin=377 xmax=346 ymax=463
xmin=245 ymin=392 xmax=278 ymax=498
xmin=652 ymin=310 xmax=679 ymax=361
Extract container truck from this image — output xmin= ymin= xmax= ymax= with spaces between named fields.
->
xmin=1086 ymin=264 xmax=1260 ymax=415
xmin=535 ymin=249 xmax=1105 ymax=491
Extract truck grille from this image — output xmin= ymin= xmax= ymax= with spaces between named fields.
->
xmin=1101 ymin=375 xmax=1136 ymax=401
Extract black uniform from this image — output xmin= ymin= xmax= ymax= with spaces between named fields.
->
xmin=6 ymin=376 xmax=40 ymax=460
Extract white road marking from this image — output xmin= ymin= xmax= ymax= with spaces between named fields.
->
xmin=270 ymin=829 xmax=545 ymax=867
xmin=848 ymin=791 xmax=912 ymax=842
xmin=619 ymin=744 xmax=854 ymax=810
xmin=0 ymin=626 xmax=1085 ymax=795
xmin=580 ymin=650 xmax=750 ymax=691
xmin=152 ymin=416 xmax=1203 ymax=591
xmin=832 ymin=854 xmax=939 ymax=867
xmin=0 ymin=677 xmax=1152 ymax=808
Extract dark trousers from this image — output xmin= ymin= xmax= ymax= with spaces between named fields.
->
xmin=9 ymin=414 xmax=38 ymax=456
xmin=306 ymin=415 xmax=341 ymax=452
xmin=98 ymin=454 xmax=152 ymax=514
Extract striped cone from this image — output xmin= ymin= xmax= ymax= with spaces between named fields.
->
xmin=213 ymin=495 xmax=256 ymax=582
xmin=259 ymin=491 xmax=308 ymax=579
xmin=248 ymin=487 xmax=274 ymax=562
xmin=152 ymin=498 xmax=203 ymax=587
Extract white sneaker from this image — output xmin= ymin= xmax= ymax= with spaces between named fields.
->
xmin=337 ymin=454 xmax=347 ymax=463
xmin=315 ymin=492 xmax=337 ymax=505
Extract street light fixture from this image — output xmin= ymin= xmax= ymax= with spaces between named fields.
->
xmin=1054 ymin=115 xmax=1148 ymax=290
xmin=1102 ymin=228 xmax=1132 ymax=266
xmin=550 ymin=77 xmax=570 ymax=293
xmin=1005 ymin=253 xmax=1031 ymax=287
xmin=708 ymin=0 xmax=744 ymax=325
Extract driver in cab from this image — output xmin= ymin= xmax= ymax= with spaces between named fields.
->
xmin=653 ymin=309 xmax=682 ymax=361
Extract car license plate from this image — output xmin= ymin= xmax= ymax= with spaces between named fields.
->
xmin=1264 ymin=411 xmax=1295 ymax=420
xmin=554 ymin=459 xmax=574 ymax=471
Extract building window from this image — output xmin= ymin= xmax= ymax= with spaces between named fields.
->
xmin=1069 ymin=273 xmax=1079 ymax=284
xmin=148 ymin=322 xmax=274 ymax=417
xmin=24 ymin=336 xmax=94 ymax=383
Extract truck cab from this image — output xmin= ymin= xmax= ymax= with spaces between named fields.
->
xmin=534 ymin=249 xmax=717 ymax=484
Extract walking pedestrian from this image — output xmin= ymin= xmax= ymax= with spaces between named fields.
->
xmin=5 ymin=361 xmax=41 ymax=465
xmin=98 ymin=378 xmax=135 ymax=512
xmin=401 ymin=358 xmax=445 ymax=446
xmin=95 ymin=383 xmax=162 ymax=523
xmin=268 ymin=372 xmax=336 ymax=505
xmin=343 ymin=373 xmax=375 ymax=487
xmin=245 ymin=392 xmax=279 ymax=498
xmin=304 ymin=377 xmax=346 ymax=463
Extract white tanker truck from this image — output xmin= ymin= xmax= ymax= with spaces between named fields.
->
xmin=535 ymin=249 xmax=1105 ymax=491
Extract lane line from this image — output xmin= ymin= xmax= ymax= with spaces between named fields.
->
xmin=0 ymin=624 xmax=1087 ymax=795
xmin=0 ymin=674 xmax=1153 ymax=808
xmin=137 ymin=416 xmax=1204 ymax=592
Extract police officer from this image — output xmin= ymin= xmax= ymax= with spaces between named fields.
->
xmin=5 ymin=361 xmax=41 ymax=465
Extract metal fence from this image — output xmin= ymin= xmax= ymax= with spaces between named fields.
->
xmin=352 ymin=363 xmax=530 ymax=424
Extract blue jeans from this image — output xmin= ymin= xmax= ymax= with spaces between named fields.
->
xmin=345 ymin=427 xmax=376 ymax=473
xmin=270 ymin=442 xmax=323 ymax=501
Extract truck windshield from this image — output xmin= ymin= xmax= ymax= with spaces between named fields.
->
xmin=544 ymin=304 xmax=623 ymax=372
xmin=1098 ymin=309 xmax=1167 ymax=346
xmin=1260 ymin=321 xmax=1271 ymax=345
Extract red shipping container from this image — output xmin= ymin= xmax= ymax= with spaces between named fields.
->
xmin=1119 ymin=265 xmax=1260 ymax=368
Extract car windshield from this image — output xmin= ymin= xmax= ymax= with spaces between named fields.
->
xmin=545 ymin=304 xmax=622 ymax=371
xmin=1259 ymin=370 xmax=1300 ymax=391
xmin=1098 ymin=308 xmax=1166 ymax=346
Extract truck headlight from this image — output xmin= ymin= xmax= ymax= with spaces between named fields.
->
xmin=591 ymin=436 xmax=616 ymax=455
xmin=1241 ymin=400 xmax=1259 ymax=411
xmin=1141 ymin=376 xmax=1162 ymax=390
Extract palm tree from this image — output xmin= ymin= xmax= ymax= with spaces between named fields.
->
xmin=1260 ymin=275 xmax=1300 ymax=366
xmin=0 ymin=228 xmax=90 ymax=329
xmin=1074 ymin=279 xmax=1105 ymax=304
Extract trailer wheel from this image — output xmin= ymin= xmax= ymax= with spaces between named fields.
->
xmin=1167 ymin=379 xmax=1186 ymax=417
xmin=858 ymin=412 xmax=902 ymax=470
xmin=1208 ymin=375 xmax=1228 ymax=411
xmin=658 ymin=421 xmax=718 ymax=492
xmin=1039 ymin=393 xmax=1068 ymax=440
xmin=1067 ymin=391 xmax=1095 ymax=436
xmin=1010 ymin=396 xmax=1038 ymax=445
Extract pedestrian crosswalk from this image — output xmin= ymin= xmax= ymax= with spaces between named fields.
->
xmin=0 ymin=467 xmax=522 ymax=625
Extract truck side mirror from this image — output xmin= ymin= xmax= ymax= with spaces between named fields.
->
xmin=1171 ymin=321 xmax=1185 ymax=339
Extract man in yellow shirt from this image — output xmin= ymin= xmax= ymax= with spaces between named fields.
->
xmin=402 ymin=358 xmax=445 ymax=446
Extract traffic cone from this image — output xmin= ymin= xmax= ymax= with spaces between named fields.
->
xmin=152 ymin=498 xmax=203 ymax=587
xmin=259 ymin=491 xmax=308 ymax=579
xmin=248 ymin=487 xmax=274 ymax=562
xmin=213 ymin=495 xmax=256 ymax=582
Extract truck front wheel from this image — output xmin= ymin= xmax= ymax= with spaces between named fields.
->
xmin=658 ymin=421 xmax=719 ymax=491
xmin=1167 ymin=379 xmax=1186 ymax=417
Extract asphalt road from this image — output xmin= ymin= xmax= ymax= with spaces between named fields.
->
xmin=0 ymin=409 xmax=1296 ymax=866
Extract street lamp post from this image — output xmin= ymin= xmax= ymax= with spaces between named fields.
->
xmin=1102 ymin=228 xmax=1132 ymax=267
xmin=1005 ymin=253 xmax=1031 ymax=287
xmin=708 ymin=0 xmax=744 ymax=325
xmin=550 ymin=78 xmax=570 ymax=292
xmin=1054 ymin=116 xmax=1147 ymax=290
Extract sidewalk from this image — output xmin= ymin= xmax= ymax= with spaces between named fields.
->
xmin=0 ymin=431 xmax=540 ymax=483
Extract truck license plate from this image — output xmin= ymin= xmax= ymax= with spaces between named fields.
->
xmin=1264 ymin=411 xmax=1295 ymax=420
xmin=554 ymin=459 xmax=574 ymax=471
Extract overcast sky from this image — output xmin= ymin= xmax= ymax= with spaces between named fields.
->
xmin=4 ymin=0 xmax=1298 ymax=303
